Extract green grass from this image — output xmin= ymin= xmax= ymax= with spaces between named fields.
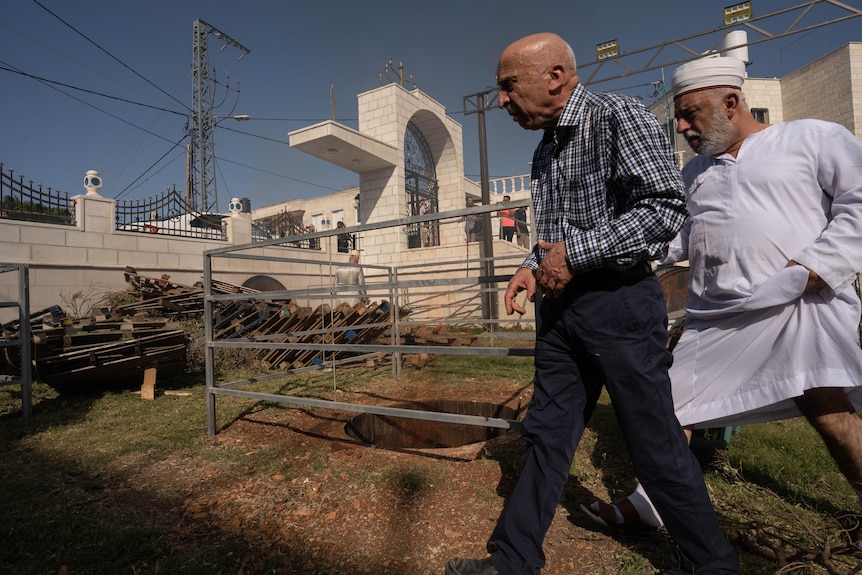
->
xmin=1 ymin=357 xmax=860 ymax=574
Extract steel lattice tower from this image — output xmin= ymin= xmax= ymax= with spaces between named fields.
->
xmin=189 ymin=19 xmax=249 ymax=214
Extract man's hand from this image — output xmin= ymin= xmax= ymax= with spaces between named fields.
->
xmin=535 ymin=240 xmax=574 ymax=298
xmin=505 ymin=267 xmax=536 ymax=315
xmin=786 ymin=260 xmax=828 ymax=292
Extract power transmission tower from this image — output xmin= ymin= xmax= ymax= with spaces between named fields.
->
xmin=188 ymin=19 xmax=250 ymax=214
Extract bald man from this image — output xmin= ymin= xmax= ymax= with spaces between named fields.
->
xmin=444 ymin=33 xmax=739 ymax=575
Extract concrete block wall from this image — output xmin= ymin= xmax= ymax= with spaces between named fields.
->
xmin=0 ymin=191 xmax=301 ymax=318
xmin=743 ymin=78 xmax=784 ymax=123
xmin=782 ymin=44 xmax=856 ymax=131
xmin=853 ymin=43 xmax=862 ymax=136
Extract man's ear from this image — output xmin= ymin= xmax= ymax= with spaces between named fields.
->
xmin=547 ymin=65 xmax=566 ymax=93
xmin=724 ymin=92 xmax=740 ymax=114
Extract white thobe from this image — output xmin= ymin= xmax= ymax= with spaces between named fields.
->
xmin=334 ymin=266 xmax=366 ymax=307
xmin=665 ymin=119 xmax=862 ymax=428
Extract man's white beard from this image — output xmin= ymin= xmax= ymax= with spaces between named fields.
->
xmin=686 ymin=105 xmax=736 ymax=156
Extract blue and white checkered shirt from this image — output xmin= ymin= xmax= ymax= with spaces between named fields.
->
xmin=522 ymin=83 xmax=686 ymax=273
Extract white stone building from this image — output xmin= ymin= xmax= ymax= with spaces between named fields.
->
xmin=254 ymin=83 xmax=531 ymax=268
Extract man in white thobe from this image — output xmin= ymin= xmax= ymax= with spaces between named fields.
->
xmin=334 ymin=250 xmax=367 ymax=307
xmin=584 ymin=56 xmax=862 ymax=550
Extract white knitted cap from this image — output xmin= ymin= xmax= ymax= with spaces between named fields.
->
xmin=671 ymin=57 xmax=745 ymax=99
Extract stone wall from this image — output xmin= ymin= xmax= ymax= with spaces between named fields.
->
xmin=0 ymin=191 xmax=305 ymax=319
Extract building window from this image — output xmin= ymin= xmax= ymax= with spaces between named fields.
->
xmin=404 ymin=121 xmax=439 ymax=249
xmin=752 ymin=108 xmax=769 ymax=124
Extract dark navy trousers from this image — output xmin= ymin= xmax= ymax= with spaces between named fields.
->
xmin=489 ymin=269 xmax=739 ymax=575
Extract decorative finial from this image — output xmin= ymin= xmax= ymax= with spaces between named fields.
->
xmin=84 ymin=170 xmax=103 ymax=197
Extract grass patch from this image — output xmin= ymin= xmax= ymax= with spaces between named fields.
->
xmin=1 ymin=357 xmax=860 ymax=574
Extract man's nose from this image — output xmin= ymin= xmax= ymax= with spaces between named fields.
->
xmin=497 ymin=91 xmax=509 ymax=108
xmin=676 ymin=119 xmax=689 ymax=133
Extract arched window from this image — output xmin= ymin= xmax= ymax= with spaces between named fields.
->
xmin=404 ymin=122 xmax=439 ymax=248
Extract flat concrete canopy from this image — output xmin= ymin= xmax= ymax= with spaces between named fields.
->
xmin=289 ymin=121 xmax=398 ymax=174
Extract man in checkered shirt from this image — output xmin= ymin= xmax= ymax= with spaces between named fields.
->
xmin=445 ymin=33 xmax=739 ymax=575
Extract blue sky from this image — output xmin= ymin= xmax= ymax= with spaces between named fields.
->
xmin=1 ymin=0 xmax=860 ymax=212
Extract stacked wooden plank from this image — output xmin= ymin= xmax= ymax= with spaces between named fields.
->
xmin=403 ymin=325 xmax=479 ymax=347
xmin=214 ymin=298 xmax=407 ymax=370
xmin=35 ymin=328 xmax=188 ymax=388
xmin=0 ymin=311 xmax=189 ymax=390
xmin=119 ymin=268 xmax=409 ymax=370
xmin=115 ymin=267 xmax=260 ymax=316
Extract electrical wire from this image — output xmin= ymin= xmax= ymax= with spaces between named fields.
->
xmin=216 ymin=157 xmax=343 ymax=192
xmin=12 ymin=4 xmax=372 ymax=202
xmin=31 ymin=0 xmax=191 ymax=112
xmin=0 ymin=63 xmax=186 ymax=117
xmin=114 ymin=133 xmax=189 ymax=200
xmin=0 ymin=59 xmax=183 ymax=147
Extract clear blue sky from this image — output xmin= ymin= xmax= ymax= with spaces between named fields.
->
xmin=1 ymin=0 xmax=859 ymax=211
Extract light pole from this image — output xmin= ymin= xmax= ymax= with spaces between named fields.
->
xmin=463 ymin=87 xmax=499 ymax=330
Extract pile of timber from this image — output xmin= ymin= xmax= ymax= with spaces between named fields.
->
xmin=215 ymin=299 xmax=408 ymax=370
xmin=0 ymin=311 xmax=188 ymax=390
xmin=34 ymin=322 xmax=188 ymax=388
xmin=119 ymin=269 xmax=409 ymax=370
xmin=403 ymin=325 xmax=480 ymax=347
xmin=115 ymin=266 xmax=260 ymax=316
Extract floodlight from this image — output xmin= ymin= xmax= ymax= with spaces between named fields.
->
xmin=724 ymin=2 xmax=753 ymax=26
xmin=596 ymin=39 xmax=620 ymax=61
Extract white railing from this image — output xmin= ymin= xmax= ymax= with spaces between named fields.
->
xmin=488 ymin=174 xmax=531 ymax=196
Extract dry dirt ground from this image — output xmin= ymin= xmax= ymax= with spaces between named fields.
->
xmin=143 ymin=373 xmax=689 ymax=575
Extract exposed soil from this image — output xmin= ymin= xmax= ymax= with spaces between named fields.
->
xmin=143 ymin=371 xmax=685 ymax=575
xmin=17 ymin=362 xmax=862 ymax=574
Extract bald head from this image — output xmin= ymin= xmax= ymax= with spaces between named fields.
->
xmin=500 ymin=33 xmax=576 ymax=75
xmin=496 ymin=33 xmax=579 ymax=131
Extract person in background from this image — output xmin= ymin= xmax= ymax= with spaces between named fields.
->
xmin=584 ymin=55 xmax=862 ymax=553
xmin=334 ymin=249 xmax=367 ymax=306
xmin=444 ymin=32 xmax=739 ymax=575
xmin=498 ymin=195 xmax=515 ymax=241
xmin=464 ymin=196 xmax=481 ymax=243
xmin=513 ymin=205 xmax=529 ymax=249
xmin=306 ymin=224 xmax=319 ymax=250
xmin=336 ymin=221 xmax=353 ymax=253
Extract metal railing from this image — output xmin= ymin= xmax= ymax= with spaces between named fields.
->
xmin=202 ymin=201 xmax=535 ymax=436
xmin=115 ymin=187 xmax=227 ymax=240
xmin=0 ymin=263 xmax=33 ymax=418
xmin=0 ymin=164 xmax=75 ymax=226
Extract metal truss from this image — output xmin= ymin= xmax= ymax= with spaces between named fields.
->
xmin=578 ymin=0 xmax=862 ymax=86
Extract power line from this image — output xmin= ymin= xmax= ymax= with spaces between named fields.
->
xmin=218 ymin=125 xmax=291 ymax=146
xmin=31 ymin=0 xmax=190 ymax=112
xmin=1 ymin=58 xmax=347 ymax=198
xmin=241 ymin=117 xmax=358 ymax=122
xmin=216 ymin=157 xmax=344 ymax=193
xmin=114 ymin=133 xmax=189 ymax=200
xmin=0 ymin=63 xmax=186 ymax=117
xmin=0 ymin=59 xmax=183 ymax=148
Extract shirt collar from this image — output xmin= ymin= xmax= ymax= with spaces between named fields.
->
xmin=544 ymin=83 xmax=586 ymax=153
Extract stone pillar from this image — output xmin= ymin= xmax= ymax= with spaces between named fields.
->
xmin=227 ymin=197 xmax=253 ymax=245
xmin=74 ymin=170 xmax=115 ymax=233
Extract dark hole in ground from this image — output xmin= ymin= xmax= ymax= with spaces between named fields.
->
xmin=344 ymin=400 xmax=517 ymax=449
